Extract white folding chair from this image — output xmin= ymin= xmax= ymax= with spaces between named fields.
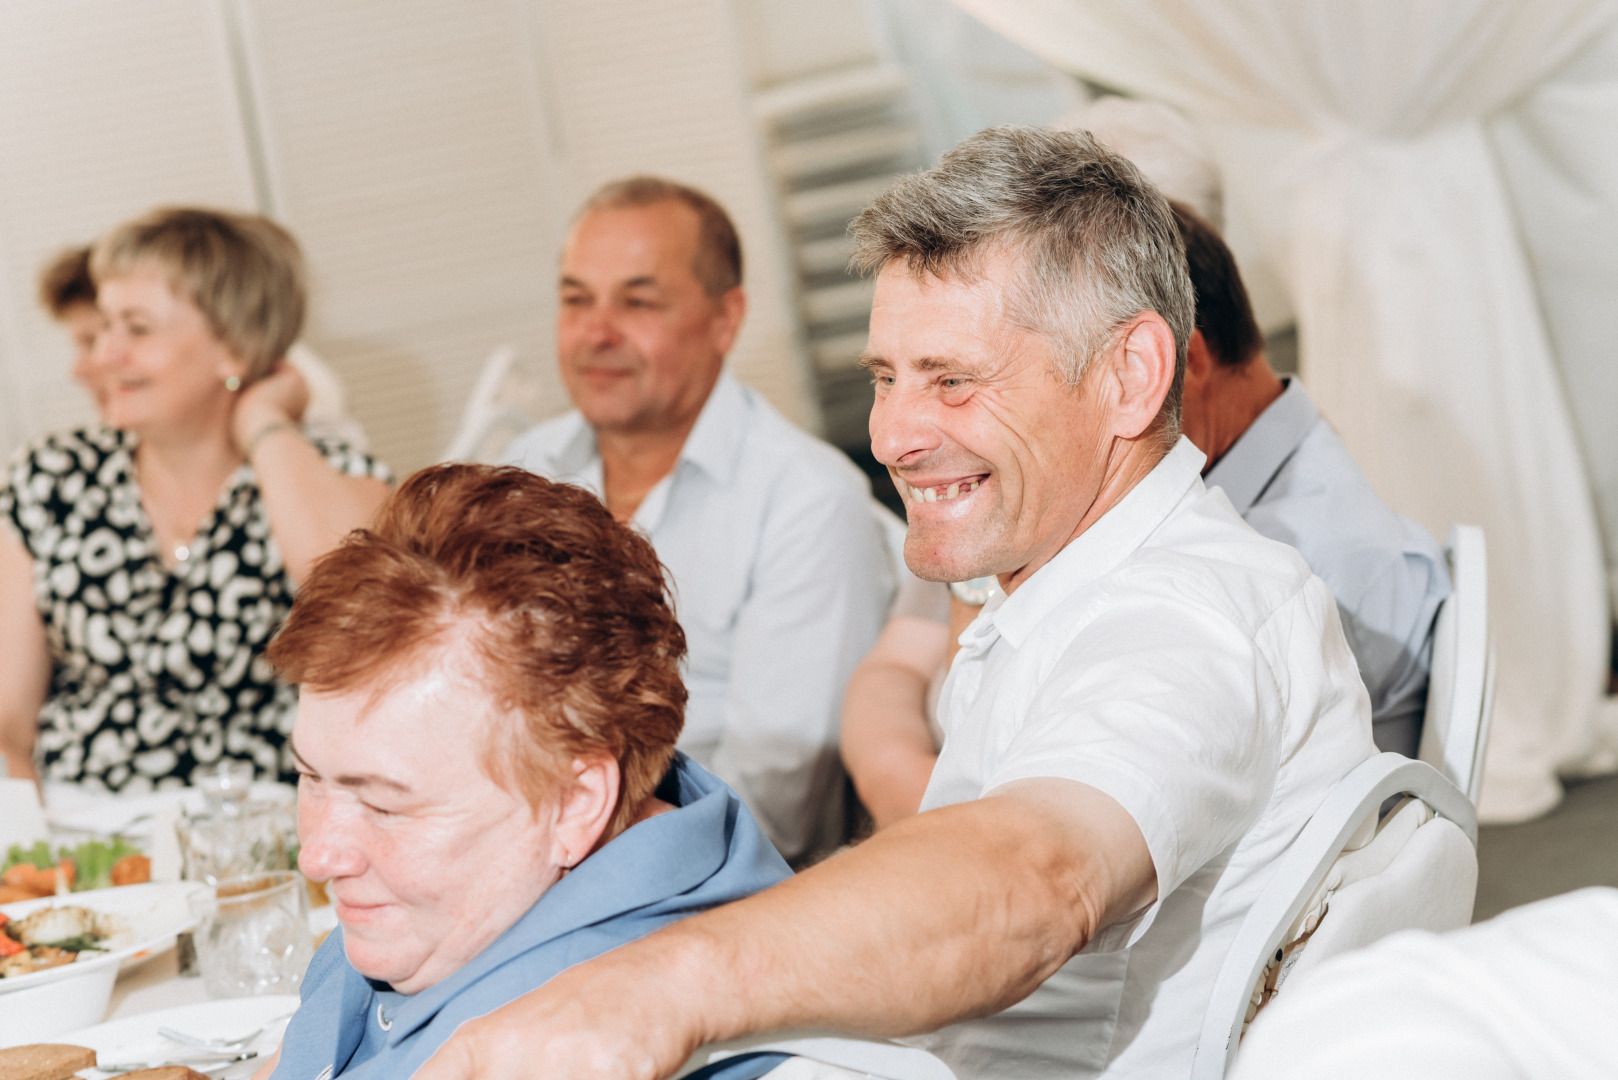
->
xmin=442 ymin=344 xmax=542 ymax=463
xmin=1190 ymin=753 xmax=1479 ymax=1080
xmin=679 ymin=1033 xmax=956 ymax=1080
xmin=1417 ymin=525 xmax=1496 ymax=804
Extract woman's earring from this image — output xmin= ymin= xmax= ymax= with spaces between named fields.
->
xmin=224 ymin=375 xmax=242 ymax=392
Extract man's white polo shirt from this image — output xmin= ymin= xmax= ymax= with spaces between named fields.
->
xmin=916 ymin=437 xmax=1377 ymax=1079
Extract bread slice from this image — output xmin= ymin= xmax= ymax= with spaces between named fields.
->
xmin=0 ymin=1044 xmax=98 ymax=1080
xmin=117 ymin=1070 xmax=209 ymax=1080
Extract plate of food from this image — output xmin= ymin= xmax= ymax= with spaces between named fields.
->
xmin=52 ymin=995 xmax=299 ymax=1079
xmin=0 ymin=883 xmax=209 ymax=1046
xmin=1 ymin=838 xmax=154 ymax=905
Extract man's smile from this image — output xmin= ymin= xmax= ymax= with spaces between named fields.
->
xmin=894 ymin=472 xmax=990 ymax=505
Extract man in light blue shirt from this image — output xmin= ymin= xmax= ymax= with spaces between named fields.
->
xmin=504 ymin=177 xmax=891 ymax=862
xmin=1175 ymin=202 xmax=1450 ymax=756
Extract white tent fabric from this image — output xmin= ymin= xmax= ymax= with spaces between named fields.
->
xmin=951 ymin=0 xmax=1618 ymax=821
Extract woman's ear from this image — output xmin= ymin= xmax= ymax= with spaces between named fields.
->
xmin=549 ymin=754 xmax=621 ymax=869
xmin=215 ymin=351 xmax=250 ymax=391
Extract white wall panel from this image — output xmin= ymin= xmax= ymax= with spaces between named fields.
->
xmin=233 ymin=0 xmax=570 ymax=475
xmin=0 ymin=0 xmax=817 ymax=472
xmin=536 ymin=0 xmax=819 ymax=432
xmin=0 ymin=0 xmax=258 ymax=458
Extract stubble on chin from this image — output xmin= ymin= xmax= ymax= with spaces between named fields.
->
xmin=902 ymin=516 xmax=1006 ymax=583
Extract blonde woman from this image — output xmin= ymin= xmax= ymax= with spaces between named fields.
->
xmin=0 ymin=208 xmax=390 ymax=790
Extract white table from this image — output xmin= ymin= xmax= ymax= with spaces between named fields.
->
xmin=106 ymin=948 xmax=213 ymax=1021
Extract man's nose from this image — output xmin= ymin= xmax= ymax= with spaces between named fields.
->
xmin=869 ymin=381 xmax=942 ymax=470
xmin=581 ymin=305 xmax=623 ymax=350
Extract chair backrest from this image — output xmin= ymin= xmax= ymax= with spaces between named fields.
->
xmin=442 ymin=344 xmax=542 ymax=463
xmin=1189 ymin=753 xmax=1478 ymax=1080
xmin=1417 ymin=524 xmax=1495 ymax=803
xmin=679 ymin=1033 xmax=957 ymax=1080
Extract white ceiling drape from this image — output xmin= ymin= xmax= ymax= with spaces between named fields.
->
xmin=951 ymin=0 xmax=1618 ymax=821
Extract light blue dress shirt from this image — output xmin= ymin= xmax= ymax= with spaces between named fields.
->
xmin=1204 ymin=378 xmax=1450 ymax=756
xmin=504 ymin=374 xmax=892 ymax=861
xmin=270 ymin=754 xmax=792 ymax=1080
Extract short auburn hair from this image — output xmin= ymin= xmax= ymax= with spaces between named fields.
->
xmin=91 ymin=207 xmax=306 ymax=382
xmin=1169 ymin=200 xmax=1263 ymax=368
xmin=38 ymin=245 xmax=96 ymax=317
xmin=268 ymin=464 xmax=687 ymax=838
xmin=578 ymin=176 xmax=742 ymax=296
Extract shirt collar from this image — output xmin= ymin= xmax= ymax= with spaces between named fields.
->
xmin=673 ymin=371 xmax=748 ymax=487
xmin=551 ymin=410 xmax=600 ymax=481
xmin=379 ymin=754 xmax=740 ymax=1043
xmin=1203 ymin=376 xmax=1317 ymax=516
xmin=987 ymin=436 xmax=1207 ymax=651
xmin=551 ymin=373 xmax=749 ymax=525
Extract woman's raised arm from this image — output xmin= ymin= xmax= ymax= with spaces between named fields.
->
xmin=0 ymin=524 xmax=50 ymax=780
xmin=233 ymin=363 xmax=390 ymax=586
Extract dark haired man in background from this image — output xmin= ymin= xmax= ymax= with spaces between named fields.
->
xmin=1174 ymin=201 xmax=1450 ymax=757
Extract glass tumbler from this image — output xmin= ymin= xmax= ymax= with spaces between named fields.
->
xmin=177 ymin=800 xmax=289 ymax=885
xmin=190 ymin=870 xmax=313 ymax=997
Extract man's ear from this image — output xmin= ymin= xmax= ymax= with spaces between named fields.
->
xmin=709 ymin=286 xmax=747 ymax=357
xmin=1107 ymin=312 xmax=1177 ymax=441
xmin=549 ymin=754 xmax=621 ymax=869
xmin=1183 ymin=328 xmax=1214 ymax=394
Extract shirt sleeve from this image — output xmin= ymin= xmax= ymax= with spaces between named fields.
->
xmin=708 ymin=481 xmax=893 ymax=862
xmin=986 ymin=580 xmax=1284 ymax=946
xmin=1326 ymin=540 xmax=1449 ymax=741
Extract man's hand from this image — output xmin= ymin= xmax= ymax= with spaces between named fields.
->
xmin=415 ymin=936 xmax=704 ymax=1080
xmin=415 ymin=780 xmax=1154 ymax=1080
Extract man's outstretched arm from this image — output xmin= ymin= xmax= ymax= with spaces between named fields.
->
xmin=414 ymin=778 xmax=1157 ymax=1080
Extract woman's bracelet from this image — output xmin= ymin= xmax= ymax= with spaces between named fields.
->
xmin=244 ymin=419 xmax=302 ymax=460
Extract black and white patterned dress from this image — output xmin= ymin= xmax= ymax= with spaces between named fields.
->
xmin=0 ymin=425 xmax=390 ymax=792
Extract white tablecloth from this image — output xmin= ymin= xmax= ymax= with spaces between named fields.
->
xmin=107 ymin=949 xmax=212 ymax=1020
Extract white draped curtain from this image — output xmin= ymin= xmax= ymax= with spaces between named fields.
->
xmin=951 ymin=0 xmax=1618 ymax=821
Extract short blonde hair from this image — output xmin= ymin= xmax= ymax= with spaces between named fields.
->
xmin=91 ymin=207 xmax=306 ymax=381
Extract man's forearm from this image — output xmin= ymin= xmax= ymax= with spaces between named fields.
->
xmin=600 ymin=790 xmax=1111 ymax=1043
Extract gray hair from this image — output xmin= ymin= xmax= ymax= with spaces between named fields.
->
xmin=850 ymin=125 xmax=1194 ymax=437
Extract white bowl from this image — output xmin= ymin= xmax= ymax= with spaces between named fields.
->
xmin=0 ymin=949 xmax=121 ymax=1047
xmin=0 ymin=881 xmax=207 ymax=1047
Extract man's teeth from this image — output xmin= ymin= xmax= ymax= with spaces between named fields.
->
xmin=907 ymin=479 xmax=980 ymax=503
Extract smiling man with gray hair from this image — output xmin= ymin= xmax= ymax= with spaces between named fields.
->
xmin=416 ymin=126 xmax=1376 ymax=1080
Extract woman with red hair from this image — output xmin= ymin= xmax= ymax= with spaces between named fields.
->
xmin=254 ymin=463 xmax=789 ymax=1080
